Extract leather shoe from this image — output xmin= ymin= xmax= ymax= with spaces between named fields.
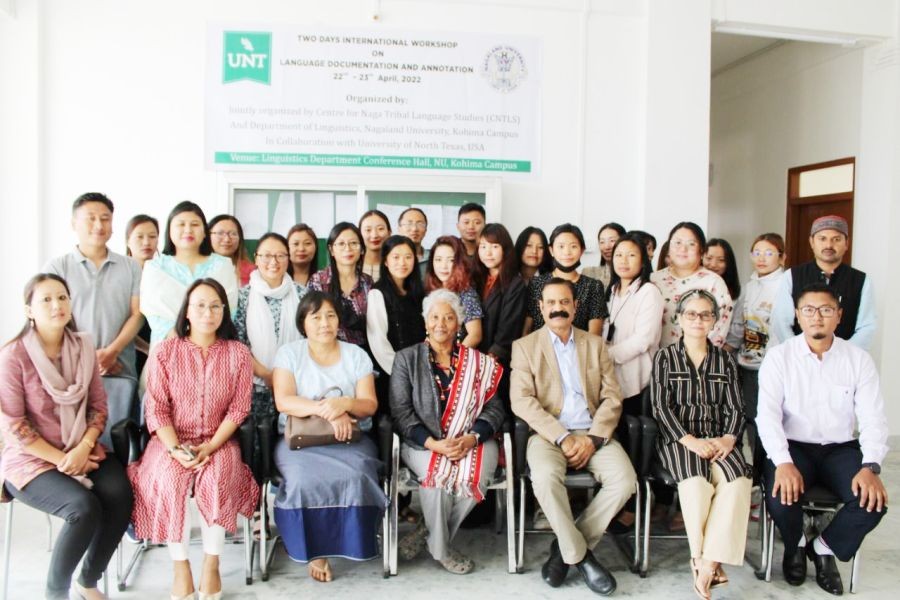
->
xmin=575 ymin=550 xmax=617 ymax=596
xmin=806 ymin=543 xmax=844 ymax=595
xmin=782 ymin=546 xmax=807 ymax=586
xmin=541 ymin=539 xmax=569 ymax=587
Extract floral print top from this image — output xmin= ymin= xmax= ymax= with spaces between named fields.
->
xmin=650 ymin=267 xmax=733 ymax=348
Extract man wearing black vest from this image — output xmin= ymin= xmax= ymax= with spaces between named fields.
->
xmin=770 ymin=215 xmax=875 ymax=350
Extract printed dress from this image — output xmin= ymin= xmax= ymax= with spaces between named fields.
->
xmin=127 ymin=337 xmax=259 ymax=541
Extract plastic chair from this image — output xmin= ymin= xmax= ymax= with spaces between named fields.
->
xmin=111 ymin=418 xmax=255 ymax=590
xmin=514 ymin=414 xmax=643 ymax=574
xmin=256 ymin=415 xmax=392 ymax=580
xmin=387 ymin=421 xmax=517 ymax=575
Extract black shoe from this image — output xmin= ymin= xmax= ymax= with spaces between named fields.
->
xmin=782 ymin=546 xmax=807 ymax=586
xmin=806 ymin=543 xmax=844 ymax=595
xmin=575 ymin=550 xmax=617 ymax=596
xmin=541 ymin=539 xmax=569 ymax=587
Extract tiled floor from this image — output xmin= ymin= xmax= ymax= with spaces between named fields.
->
xmin=2 ymin=440 xmax=897 ymax=599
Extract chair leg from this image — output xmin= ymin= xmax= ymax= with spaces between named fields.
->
xmin=259 ymin=484 xmax=268 ymax=582
xmin=45 ymin=513 xmax=53 ymax=551
xmin=641 ymin=479 xmax=651 ymax=576
xmin=632 ymin=480 xmax=642 ymax=574
xmin=765 ymin=518 xmax=775 ymax=582
xmin=504 ymin=433 xmax=516 ymax=574
xmin=389 ymin=433 xmax=400 ymax=576
xmin=243 ymin=514 xmax=252 ymax=585
xmin=849 ymin=549 xmax=860 ymax=593
xmin=382 ymin=478 xmax=390 ymax=578
xmin=516 ymin=477 xmax=526 ymax=573
xmin=3 ymin=502 xmax=13 ymax=600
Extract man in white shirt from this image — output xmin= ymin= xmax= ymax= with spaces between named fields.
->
xmin=757 ymin=283 xmax=888 ymax=595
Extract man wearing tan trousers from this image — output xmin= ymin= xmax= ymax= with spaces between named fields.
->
xmin=511 ymin=278 xmax=636 ymax=596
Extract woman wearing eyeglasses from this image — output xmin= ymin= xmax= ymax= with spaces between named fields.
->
xmin=650 ymin=289 xmax=751 ymax=600
xmin=129 ymin=278 xmax=259 ymax=600
xmin=308 ymin=223 xmax=373 ymax=348
xmin=209 ymin=215 xmax=256 ymax=286
xmin=651 ymin=222 xmax=733 ymax=349
xmin=234 ymin=233 xmax=307 ymax=474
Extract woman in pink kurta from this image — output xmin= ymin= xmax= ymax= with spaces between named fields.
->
xmin=128 ymin=277 xmax=258 ymax=600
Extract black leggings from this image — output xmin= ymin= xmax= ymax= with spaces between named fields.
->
xmin=5 ymin=457 xmax=133 ymax=599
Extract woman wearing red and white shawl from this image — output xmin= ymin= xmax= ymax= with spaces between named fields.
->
xmin=390 ymin=289 xmax=506 ymax=574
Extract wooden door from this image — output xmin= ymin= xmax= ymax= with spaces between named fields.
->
xmin=785 ymin=158 xmax=854 ymax=268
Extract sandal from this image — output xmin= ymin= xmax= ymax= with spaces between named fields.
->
xmin=399 ymin=520 xmax=428 ymax=560
xmin=710 ymin=564 xmax=728 ymax=589
xmin=398 ymin=505 xmax=421 ymax=524
xmin=439 ymin=547 xmax=474 ymax=575
xmin=308 ymin=558 xmax=333 ymax=582
xmin=690 ymin=558 xmax=713 ymax=600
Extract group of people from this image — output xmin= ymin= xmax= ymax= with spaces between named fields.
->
xmin=0 ymin=192 xmax=888 ymax=600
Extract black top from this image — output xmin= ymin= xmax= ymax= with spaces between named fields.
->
xmin=650 ymin=340 xmax=749 ymax=483
xmin=478 ymin=275 xmax=527 ymax=366
xmin=382 ymin=292 xmax=426 ymax=359
xmin=527 ymin=272 xmax=609 ymax=331
xmin=790 ymin=261 xmax=866 ymax=340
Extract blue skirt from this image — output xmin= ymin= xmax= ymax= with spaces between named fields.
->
xmin=274 ymin=435 xmax=387 ymax=562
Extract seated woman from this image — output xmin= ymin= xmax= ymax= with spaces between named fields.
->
xmin=650 ymin=289 xmax=751 ymax=600
xmin=272 ymin=291 xmax=387 ymax=583
xmin=390 ymin=289 xmax=506 ymax=574
xmin=424 ymin=235 xmax=483 ymax=348
xmin=128 ymin=278 xmax=259 ymax=600
xmin=0 ymin=274 xmax=133 ymax=600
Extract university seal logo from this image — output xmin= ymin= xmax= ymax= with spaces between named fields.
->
xmin=223 ymin=31 xmax=272 ymax=85
xmin=481 ymin=45 xmax=527 ymax=92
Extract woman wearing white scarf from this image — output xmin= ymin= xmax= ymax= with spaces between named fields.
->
xmin=1 ymin=273 xmax=133 ymax=600
xmin=234 ymin=233 xmax=305 ymax=474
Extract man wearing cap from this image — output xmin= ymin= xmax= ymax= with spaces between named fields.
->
xmin=769 ymin=215 xmax=875 ymax=349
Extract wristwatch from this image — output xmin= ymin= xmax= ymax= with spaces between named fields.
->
xmin=469 ymin=431 xmax=481 ymax=444
xmin=861 ymin=462 xmax=881 ymax=475
xmin=587 ymin=435 xmax=607 ymax=450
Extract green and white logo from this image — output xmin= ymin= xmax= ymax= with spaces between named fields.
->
xmin=222 ymin=31 xmax=272 ymax=84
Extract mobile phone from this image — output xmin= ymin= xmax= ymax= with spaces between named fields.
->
xmin=178 ymin=444 xmax=196 ymax=460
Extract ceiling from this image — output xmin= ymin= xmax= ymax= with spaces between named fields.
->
xmin=711 ymin=32 xmax=782 ymax=75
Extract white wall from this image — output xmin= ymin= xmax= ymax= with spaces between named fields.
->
xmin=710 ymin=37 xmax=900 ymax=433
xmin=3 ymin=0 xmax=716 ymax=340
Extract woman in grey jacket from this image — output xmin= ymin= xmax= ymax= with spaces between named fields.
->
xmin=390 ymin=289 xmax=506 ymax=574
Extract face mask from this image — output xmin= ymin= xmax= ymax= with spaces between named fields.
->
xmin=553 ymin=259 xmax=581 ymax=273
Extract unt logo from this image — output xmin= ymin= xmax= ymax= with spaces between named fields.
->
xmin=222 ymin=31 xmax=272 ymax=84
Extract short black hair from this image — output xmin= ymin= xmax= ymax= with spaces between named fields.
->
xmin=295 ymin=290 xmax=340 ymax=337
xmin=72 ymin=192 xmax=114 ymax=214
xmin=628 ymin=229 xmax=656 ymax=251
xmin=795 ymin=283 xmax=841 ymax=308
xmin=541 ymin=276 xmax=576 ymax=301
xmin=398 ymin=207 xmax=427 ymax=226
xmin=174 ymin=278 xmax=237 ymax=340
xmin=549 ymin=223 xmax=586 ymax=250
xmin=458 ymin=203 xmax=485 ymax=220
xmin=256 ymin=232 xmax=292 ymax=277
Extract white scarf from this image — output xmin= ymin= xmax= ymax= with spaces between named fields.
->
xmin=246 ymin=270 xmax=301 ymax=386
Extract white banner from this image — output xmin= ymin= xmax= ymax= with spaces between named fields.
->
xmin=205 ymin=23 xmax=541 ymax=174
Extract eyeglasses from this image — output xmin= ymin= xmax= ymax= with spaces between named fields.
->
xmin=211 ymin=231 xmax=239 ymax=239
xmin=798 ymin=305 xmax=838 ymax=318
xmin=257 ymin=253 xmax=289 ymax=263
xmin=670 ymin=239 xmax=698 ymax=249
xmin=332 ymin=241 xmax=361 ymax=251
xmin=400 ymin=221 xmax=427 ymax=230
xmin=751 ymin=250 xmax=779 ymax=258
xmin=189 ymin=303 xmax=224 ymax=314
xmin=681 ymin=310 xmax=715 ymax=322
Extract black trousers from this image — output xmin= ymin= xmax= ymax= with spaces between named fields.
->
xmin=763 ymin=439 xmax=886 ymax=561
xmin=5 ymin=457 xmax=133 ymax=599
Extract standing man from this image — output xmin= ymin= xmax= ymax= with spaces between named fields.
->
xmin=45 ymin=192 xmax=143 ymax=444
xmin=770 ymin=215 xmax=875 ymax=349
xmin=456 ymin=203 xmax=486 ymax=258
xmin=511 ymin=278 xmax=636 ymax=596
xmin=757 ymin=283 xmax=888 ymax=595
xmin=398 ymin=206 xmax=429 ymax=271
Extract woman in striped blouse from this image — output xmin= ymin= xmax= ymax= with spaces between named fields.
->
xmin=650 ymin=289 xmax=751 ymax=600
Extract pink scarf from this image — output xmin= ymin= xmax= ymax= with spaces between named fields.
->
xmin=22 ymin=328 xmax=95 ymax=452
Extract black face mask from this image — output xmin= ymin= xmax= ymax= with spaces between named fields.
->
xmin=553 ymin=259 xmax=581 ymax=273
